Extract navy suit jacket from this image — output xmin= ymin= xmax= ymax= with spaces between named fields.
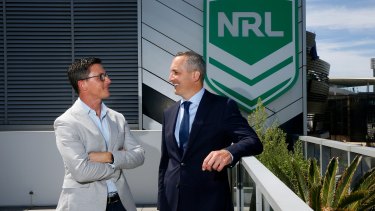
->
xmin=158 ymin=91 xmax=263 ymax=211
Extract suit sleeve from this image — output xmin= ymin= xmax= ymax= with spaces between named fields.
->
xmin=223 ymin=99 xmax=263 ymax=164
xmin=54 ymin=118 xmax=116 ymax=183
xmin=111 ymin=116 xmax=145 ymax=170
xmin=157 ymin=114 xmax=169 ymax=210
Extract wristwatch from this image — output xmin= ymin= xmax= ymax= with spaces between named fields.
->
xmin=110 ymin=153 xmax=114 ymax=164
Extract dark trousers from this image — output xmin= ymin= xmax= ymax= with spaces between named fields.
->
xmin=106 ymin=198 xmax=126 ymax=211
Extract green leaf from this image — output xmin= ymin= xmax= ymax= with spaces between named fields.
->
xmin=321 ymin=157 xmax=338 ymax=207
xmin=357 ymin=187 xmax=375 ymax=211
xmin=292 ymin=158 xmax=308 ymax=202
xmin=352 ymin=167 xmax=375 ymax=192
xmin=308 ymin=159 xmax=321 ymax=187
xmin=309 ymin=184 xmax=322 ymax=211
xmin=358 ymin=193 xmax=375 ymax=211
xmin=332 ymin=155 xmax=362 ymax=207
xmin=337 ymin=190 xmax=367 ymax=209
xmin=269 ymin=160 xmax=295 ymax=191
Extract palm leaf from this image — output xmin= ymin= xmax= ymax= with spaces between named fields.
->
xmin=308 ymin=159 xmax=321 ymax=187
xmin=332 ymin=155 xmax=362 ymax=207
xmin=309 ymin=184 xmax=322 ymax=211
xmin=269 ymin=160 xmax=295 ymax=191
xmin=321 ymin=157 xmax=338 ymax=207
xmin=352 ymin=167 xmax=375 ymax=192
xmin=292 ymin=158 xmax=308 ymax=202
xmin=358 ymin=197 xmax=375 ymax=211
xmin=337 ymin=190 xmax=367 ymax=209
xmin=357 ymin=187 xmax=375 ymax=211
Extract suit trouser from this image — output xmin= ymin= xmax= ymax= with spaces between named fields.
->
xmin=106 ymin=193 xmax=126 ymax=211
xmin=106 ymin=201 xmax=126 ymax=211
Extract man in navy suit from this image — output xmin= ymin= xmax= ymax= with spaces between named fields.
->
xmin=157 ymin=51 xmax=263 ymax=211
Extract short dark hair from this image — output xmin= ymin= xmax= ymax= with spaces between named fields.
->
xmin=67 ymin=57 xmax=102 ymax=94
xmin=175 ymin=51 xmax=206 ymax=82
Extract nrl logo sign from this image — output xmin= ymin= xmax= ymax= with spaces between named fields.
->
xmin=204 ymin=0 xmax=299 ymax=112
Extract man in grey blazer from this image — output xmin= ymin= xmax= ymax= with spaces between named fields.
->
xmin=54 ymin=57 xmax=145 ymax=211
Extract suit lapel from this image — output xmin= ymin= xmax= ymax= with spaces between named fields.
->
xmin=183 ymin=91 xmax=212 ymax=156
xmin=71 ymin=100 xmax=98 ymax=134
xmin=106 ymin=110 xmax=119 ymax=151
xmin=166 ymin=102 xmax=181 ymax=156
xmin=70 ymin=100 xmax=107 ymax=150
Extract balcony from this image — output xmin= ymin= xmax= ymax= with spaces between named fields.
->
xmin=0 ymin=131 xmax=373 ymax=211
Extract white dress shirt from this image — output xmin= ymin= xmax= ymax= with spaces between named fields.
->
xmin=174 ymin=88 xmax=205 ymax=147
xmin=78 ymin=98 xmax=118 ymax=194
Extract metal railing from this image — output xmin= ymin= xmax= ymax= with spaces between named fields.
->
xmin=232 ymin=136 xmax=375 ymax=211
xmin=233 ymin=157 xmax=313 ymax=211
xmin=299 ymin=136 xmax=375 ymax=176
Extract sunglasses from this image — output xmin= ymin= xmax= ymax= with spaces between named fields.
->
xmin=80 ymin=73 xmax=109 ymax=81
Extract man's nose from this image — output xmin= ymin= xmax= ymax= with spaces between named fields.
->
xmin=169 ymin=73 xmax=174 ymax=82
xmin=106 ymin=77 xmax=111 ymax=84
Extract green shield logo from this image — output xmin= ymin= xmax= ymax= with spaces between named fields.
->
xmin=204 ymin=0 xmax=299 ymax=112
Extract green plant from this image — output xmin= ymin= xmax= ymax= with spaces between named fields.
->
xmin=299 ymin=155 xmax=375 ymax=211
xmin=248 ymin=99 xmax=375 ymax=211
xmin=248 ymin=99 xmax=309 ymax=196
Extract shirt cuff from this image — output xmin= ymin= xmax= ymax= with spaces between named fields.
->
xmin=108 ymin=154 xmax=115 ymax=169
xmin=108 ymin=163 xmax=115 ymax=169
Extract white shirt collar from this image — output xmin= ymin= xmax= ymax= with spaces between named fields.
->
xmin=180 ymin=88 xmax=205 ymax=106
xmin=77 ymin=98 xmax=108 ymax=119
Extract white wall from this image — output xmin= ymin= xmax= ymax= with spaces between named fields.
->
xmin=0 ymin=130 xmax=161 ymax=207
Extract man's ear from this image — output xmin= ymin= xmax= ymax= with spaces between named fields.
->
xmin=192 ymin=70 xmax=201 ymax=82
xmin=78 ymin=80 xmax=87 ymax=92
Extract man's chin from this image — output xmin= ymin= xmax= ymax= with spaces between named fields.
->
xmin=173 ymin=87 xmax=183 ymax=97
xmin=103 ymin=93 xmax=110 ymax=99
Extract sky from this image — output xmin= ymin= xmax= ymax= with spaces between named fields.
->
xmin=306 ymin=0 xmax=375 ymax=78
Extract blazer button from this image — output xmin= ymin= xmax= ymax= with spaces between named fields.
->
xmin=180 ymin=162 xmax=186 ymax=166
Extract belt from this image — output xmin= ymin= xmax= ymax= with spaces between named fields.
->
xmin=107 ymin=192 xmax=120 ymax=204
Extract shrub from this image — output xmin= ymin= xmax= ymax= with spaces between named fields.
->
xmin=248 ymin=99 xmax=309 ymax=196
xmin=248 ymin=99 xmax=375 ymax=210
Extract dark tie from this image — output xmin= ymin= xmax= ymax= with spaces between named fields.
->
xmin=179 ymin=101 xmax=191 ymax=154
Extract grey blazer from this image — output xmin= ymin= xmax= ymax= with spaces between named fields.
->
xmin=54 ymin=100 xmax=145 ymax=211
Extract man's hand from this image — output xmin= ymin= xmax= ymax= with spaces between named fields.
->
xmin=88 ymin=152 xmax=113 ymax=163
xmin=202 ymin=149 xmax=232 ymax=172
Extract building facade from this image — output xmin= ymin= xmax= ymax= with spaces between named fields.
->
xmin=1 ymin=0 xmax=306 ymax=135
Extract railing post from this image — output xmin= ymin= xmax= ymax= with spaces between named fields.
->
xmin=347 ymin=150 xmax=351 ymax=167
xmin=256 ymin=186 xmax=262 ymax=211
xmin=304 ymin=140 xmax=308 ymax=159
xmin=236 ymin=160 xmax=243 ymax=211
xmin=320 ymin=144 xmax=323 ymax=175
xmin=264 ymin=198 xmax=271 ymax=211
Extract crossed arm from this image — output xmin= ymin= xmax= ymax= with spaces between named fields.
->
xmin=88 ymin=151 xmax=113 ymax=163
